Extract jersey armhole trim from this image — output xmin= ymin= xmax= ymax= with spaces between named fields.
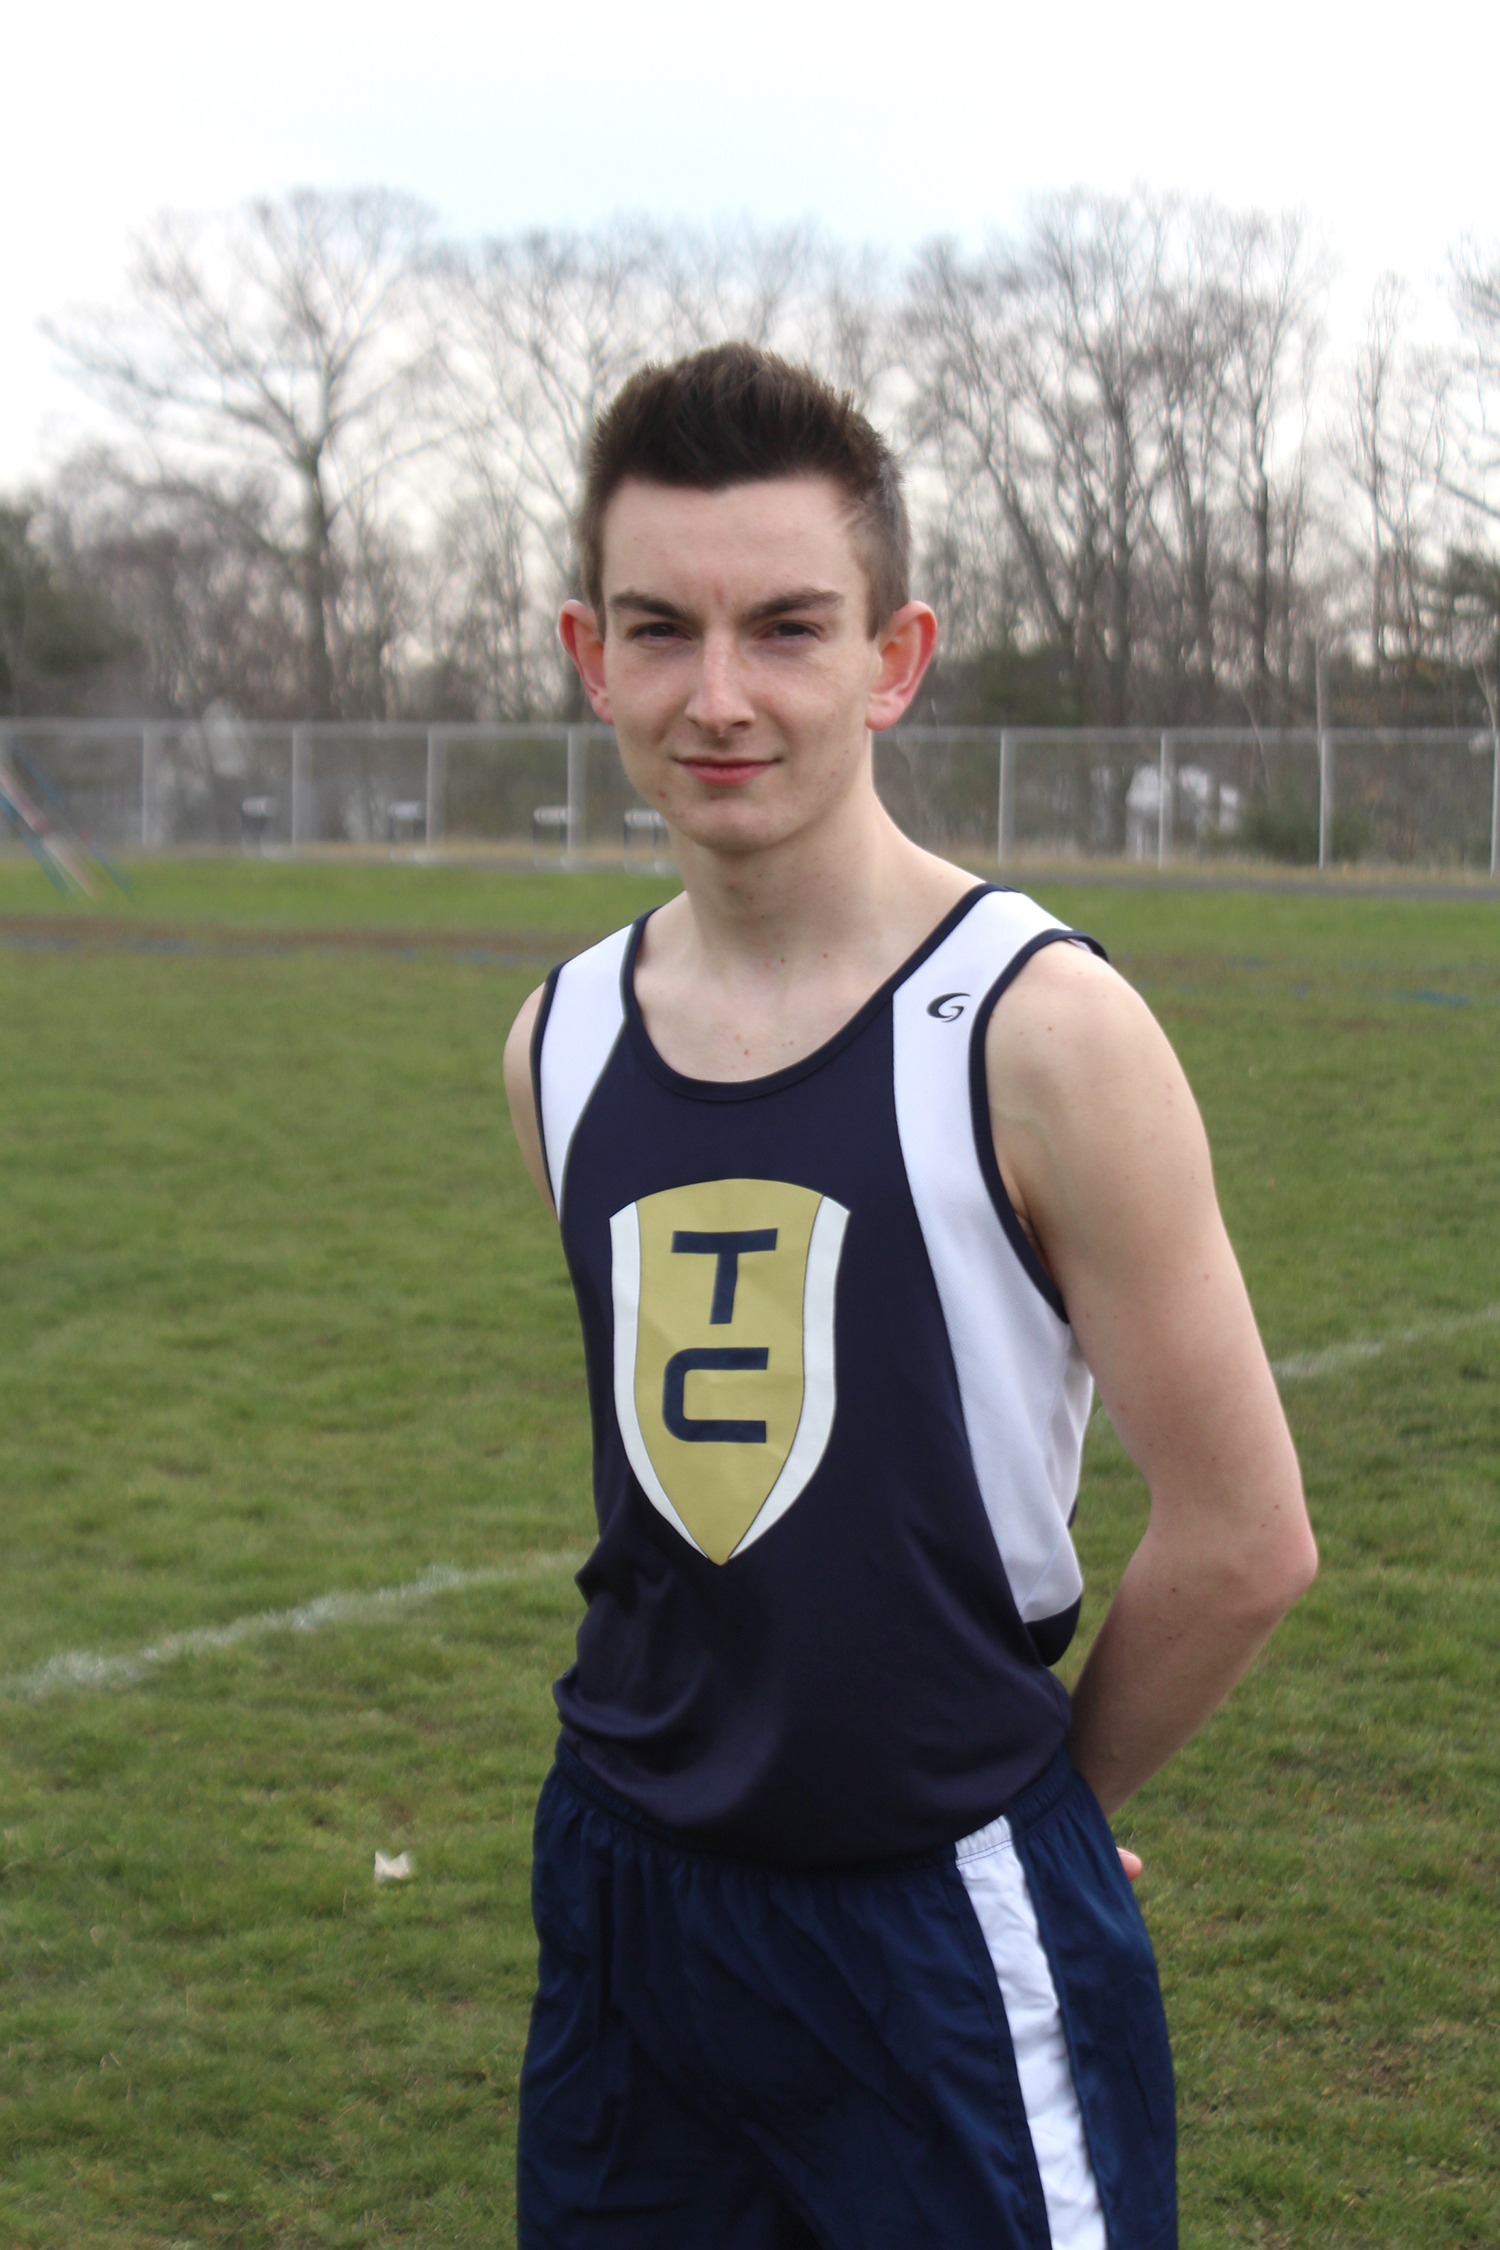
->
xmin=967 ymin=927 xmax=1108 ymax=1326
xmin=529 ymin=963 xmax=564 ymax=1206
xmin=619 ymin=912 xmax=651 ymax=1011
xmin=1027 ymin=1595 xmax=1082 ymax=1668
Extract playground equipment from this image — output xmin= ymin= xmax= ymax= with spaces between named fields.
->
xmin=0 ymin=741 xmax=126 ymax=901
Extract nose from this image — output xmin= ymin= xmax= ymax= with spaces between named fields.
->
xmin=684 ymin=631 xmax=754 ymax=738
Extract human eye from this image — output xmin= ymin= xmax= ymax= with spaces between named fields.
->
xmin=630 ymin=619 xmax=686 ymax=645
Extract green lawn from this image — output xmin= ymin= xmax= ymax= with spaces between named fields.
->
xmin=2 ymin=855 xmax=1497 ymax=2247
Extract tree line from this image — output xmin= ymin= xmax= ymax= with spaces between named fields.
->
xmin=3 ymin=186 xmax=1498 ymax=735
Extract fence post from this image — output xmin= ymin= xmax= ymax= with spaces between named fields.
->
xmin=141 ymin=724 xmax=163 ymax=849
xmin=566 ymin=727 xmax=585 ymax=865
xmin=425 ymin=728 xmax=446 ymax=849
xmin=1491 ymin=734 xmax=1499 ymax=881
xmin=1157 ymin=731 xmax=1174 ymax=869
xmin=997 ymin=731 xmax=1014 ymax=864
xmin=1318 ymin=729 xmax=1333 ymax=871
xmin=291 ymin=725 xmax=309 ymax=848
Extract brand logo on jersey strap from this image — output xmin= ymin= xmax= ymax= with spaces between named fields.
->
xmin=926 ymin=991 xmax=969 ymax=1020
xmin=610 ymin=1179 xmax=849 ymax=1564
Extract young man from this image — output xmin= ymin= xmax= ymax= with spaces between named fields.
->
xmin=503 ymin=345 xmax=1316 ymax=2250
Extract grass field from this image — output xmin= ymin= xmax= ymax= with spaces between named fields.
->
xmin=2 ymin=852 xmax=1497 ymax=2248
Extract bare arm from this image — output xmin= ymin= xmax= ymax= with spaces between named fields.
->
xmin=988 ymin=943 xmax=1316 ymax=1818
xmin=503 ymin=984 xmax=558 ymax=1218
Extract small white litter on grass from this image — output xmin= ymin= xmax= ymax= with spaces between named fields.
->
xmin=1 ymin=1550 xmax=586 ymax=1705
xmin=374 ymin=1851 xmax=414 ymax=1883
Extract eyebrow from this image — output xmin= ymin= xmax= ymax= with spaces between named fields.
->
xmin=744 ymin=588 xmax=845 ymax=626
xmin=607 ymin=592 xmax=693 ymax=623
xmin=606 ymin=587 xmax=846 ymax=627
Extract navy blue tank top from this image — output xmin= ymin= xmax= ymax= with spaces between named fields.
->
xmin=531 ymin=885 xmax=1103 ymax=1869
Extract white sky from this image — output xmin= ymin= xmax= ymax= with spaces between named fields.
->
xmin=5 ymin=0 xmax=1496 ymax=487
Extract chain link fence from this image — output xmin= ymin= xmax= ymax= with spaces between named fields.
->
xmin=4 ymin=718 xmax=1498 ymax=876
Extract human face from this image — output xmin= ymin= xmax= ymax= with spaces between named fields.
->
xmin=560 ymin=476 xmax=935 ymax=857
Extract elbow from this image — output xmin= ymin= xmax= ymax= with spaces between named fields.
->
xmin=1243 ymin=1516 xmax=1319 ymax=1632
xmin=1289 ymin=1519 xmax=1320 ymax=1601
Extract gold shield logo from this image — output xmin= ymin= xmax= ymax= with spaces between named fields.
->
xmin=610 ymin=1179 xmax=849 ymax=1563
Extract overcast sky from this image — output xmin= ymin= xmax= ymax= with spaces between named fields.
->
xmin=5 ymin=0 xmax=1495 ymax=487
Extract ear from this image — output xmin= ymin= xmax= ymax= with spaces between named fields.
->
xmin=866 ymin=602 xmax=939 ymax=733
xmin=559 ymin=600 xmax=612 ymax=723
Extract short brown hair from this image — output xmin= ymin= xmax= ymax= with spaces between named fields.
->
xmin=577 ymin=344 xmax=909 ymax=633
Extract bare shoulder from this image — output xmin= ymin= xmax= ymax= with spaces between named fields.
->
xmin=989 ymin=927 xmax=1178 ymax=1075
xmin=503 ymin=981 xmax=547 ymax=1095
xmin=983 ymin=936 xmax=1218 ymax=1320
xmin=503 ymin=982 xmax=555 ymax=1217
xmin=985 ymin=938 xmax=1187 ymax=1138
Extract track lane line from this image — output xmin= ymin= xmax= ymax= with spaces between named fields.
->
xmin=1 ymin=1550 xmax=587 ymax=1705
xmin=1271 ymin=1304 xmax=1500 ymax=1380
xmin=11 ymin=1305 xmax=1500 ymax=1706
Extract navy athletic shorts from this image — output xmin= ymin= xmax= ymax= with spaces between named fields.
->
xmin=517 ymin=1743 xmax=1175 ymax=2249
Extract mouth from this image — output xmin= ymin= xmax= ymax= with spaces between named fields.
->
xmin=677 ymin=758 xmax=774 ymax=789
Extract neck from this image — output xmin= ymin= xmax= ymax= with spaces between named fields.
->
xmin=662 ymin=763 xmax=972 ymax=982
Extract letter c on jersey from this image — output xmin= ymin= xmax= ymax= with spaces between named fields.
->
xmin=662 ymin=1347 xmax=770 ymax=1442
xmin=610 ymin=1180 xmax=849 ymax=1563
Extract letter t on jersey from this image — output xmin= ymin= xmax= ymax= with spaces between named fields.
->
xmin=671 ymin=1230 xmax=779 ymax=1323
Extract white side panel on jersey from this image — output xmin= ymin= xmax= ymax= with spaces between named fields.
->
xmin=956 ymin=1814 xmax=1107 ymax=2250
xmin=892 ymin=891 xmax=1090 ymax=1625
xmin=537 ymin=926 xmax=632 ymax=1217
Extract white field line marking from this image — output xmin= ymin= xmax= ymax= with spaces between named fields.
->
xmin=1083 ymin=1303 xmax=1500 ymax=1436
xmin=1270 ymin=1304 xmax=1500 ymax=1382
xmin=2 ymin=1551 xmax=586 ymax=1706
xmin=14 ymin=1305 xmax=1500 ymax=1706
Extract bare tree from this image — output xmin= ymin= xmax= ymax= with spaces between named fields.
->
xmin=336 ymin=504 xmax=419 ymax=719
xmin=25 ymin=189 xmax=1381 ymax=734
xmin=1431 ymin=549 xmax=1500 ymax=728
xmin=1337 ymin=277 xmax=1448 ymax=680
xmin=1435 ymin=248 xmax=1500 ymax=724
xmin=428 ymin=486 xmax=541 ymax=720
xmin=915 ymin=475 xmax=1020 ymax=663
xmin=0 ymin=496 xmax=120 ymax=715
xmin=791 ymin=239 xmax=897 ymax=413
xmin=1224 ymin=213 xmax=1322 ymax=717
xmin=50 ymin=453 xmax=308 ymax=717
xmin=1269 ymin=451 xmax=1319 ymax=708
xmin=1146 ymin=206 xmax=1238 ymax=716
xmin=0 ymin=500 xmax=58 ymax=715
xmin=1039 ymin=194 xmax=1168 ymax=726
xmin=432 ymin=219 xmax=895 ymax=713
xmin=1446 ymin=241 xmax=1500 ymax=529
xmin=906 ymin=243 xmax=1081 ymax=707
xmin=907 ymin=194 xmax=1169 ymax=729
xmin=441 ymin=222 xmax=677 ymax=578
xmin=50 ymin=188 xmax=437 ymax=718
xmin=443 ymin=219 xmax=894 ymax=535
xmin=431 ymin=222 xmax=687 ymax=716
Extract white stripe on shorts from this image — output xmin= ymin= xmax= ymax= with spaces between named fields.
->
xmin=956 ymin=1813 xmax=1107 ymax=2250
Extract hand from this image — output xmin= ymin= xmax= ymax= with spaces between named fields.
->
xmin=1117 ymin=1848 xmax=1143 ymax=1884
